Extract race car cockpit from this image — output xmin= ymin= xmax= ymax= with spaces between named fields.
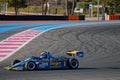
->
xmin=40 ymin=51 xmax=49 ymax=58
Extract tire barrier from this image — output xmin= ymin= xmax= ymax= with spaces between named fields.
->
xmin=0 ymin=15 xmax=85 ymax=20
xmin=108 ymin=15 xmax=120 ymax=20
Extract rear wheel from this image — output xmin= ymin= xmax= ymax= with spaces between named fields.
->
xmin=11 ymin=60 xmax=21 ymax=66
xmin=69 ymin=58 xmax=79 ymax=69
xmin=25 ymin=61 xmax=36 ymax=71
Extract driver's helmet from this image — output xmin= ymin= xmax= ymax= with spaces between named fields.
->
xmin=40 ymin=51 xmax=48 ymax=58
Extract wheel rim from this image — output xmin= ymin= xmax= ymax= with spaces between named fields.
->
xmin=72 ymin=61 xmax=77 ymax=67
xmin=71 ymin=59 xmax=78 ymax=69
xmin=28 ymin=62 xmax=35 ymax=70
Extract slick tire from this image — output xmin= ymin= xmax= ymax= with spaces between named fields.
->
xmin=11 ymin=60 xmax=21 ymax=66
xmin=69 ymin=58 xmax=79 ymax=69
xmin=25 ymin=61 xmax=36 ymax=71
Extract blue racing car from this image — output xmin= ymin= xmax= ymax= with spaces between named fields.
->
xmin=4 ymin=51 xmax=84 ymax=71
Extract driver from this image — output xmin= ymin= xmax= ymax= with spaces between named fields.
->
xmin=40 ymin=51 xmax=48 ymax=58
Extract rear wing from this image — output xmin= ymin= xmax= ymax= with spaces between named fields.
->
xmin=67 ymin=51 xmax=84 ymax=58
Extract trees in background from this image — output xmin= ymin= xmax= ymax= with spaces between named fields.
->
xmin=41 ymin=0 xmax=48 ymax=15
xmin=9 ymin=0 xmax=27 ymax=15
xmin=0 ymin=0 xmax=27 ymax=15
xmin=66 ymin=0 xmax=77 ymax=15
xmin=114 ymin=0 xmax=120 ymax=13
xmin=0 ymin=0 xmax=120 ymax=15
xmin=71 ymin=0 xmax=76 ymax=15
xmin=92 ymin=0 xmax=120 ymax=14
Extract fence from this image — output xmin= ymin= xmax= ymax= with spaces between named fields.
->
xmin=0 ymin=2 xmax=8 ymax=15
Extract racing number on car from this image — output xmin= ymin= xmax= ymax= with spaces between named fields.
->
xmin=50 ymin=61 xmax=61 ymax=68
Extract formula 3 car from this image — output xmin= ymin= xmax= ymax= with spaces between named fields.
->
xmin=4 ymin=51 xmax=84 ymax=71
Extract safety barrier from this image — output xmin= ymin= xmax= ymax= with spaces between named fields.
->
xmin=108 ymin=15 xmax=120 ymax=20
xmin=68 ymin=15 xmax=79 ymax=20
xmin=68 ymin=15 xmax=85 ymax=20
xmin=0 ymin=15 xmax=85 ymax=20
xmin=79 ymin=15 xmax=85 ymax=20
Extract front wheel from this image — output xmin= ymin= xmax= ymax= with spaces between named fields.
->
xmin=69 ymin=58 xmax=79 ymax=69
xmin=25 ymin=61 xmax=36 ymax=71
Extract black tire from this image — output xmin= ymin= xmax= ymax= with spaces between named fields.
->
xmin=11 ymin=60 xmax=21 ymax=66
xmin=69 ymin=58 xmax=79 ymax=69
xmin=25 ymin=61 xmax=36 ymax=71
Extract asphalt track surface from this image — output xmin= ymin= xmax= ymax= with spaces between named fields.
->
xmin=0 ymin=21 xmax=120 ymax=80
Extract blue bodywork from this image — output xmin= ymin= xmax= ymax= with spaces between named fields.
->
xmin=7 ymin=51 xmax=84 ymax=71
